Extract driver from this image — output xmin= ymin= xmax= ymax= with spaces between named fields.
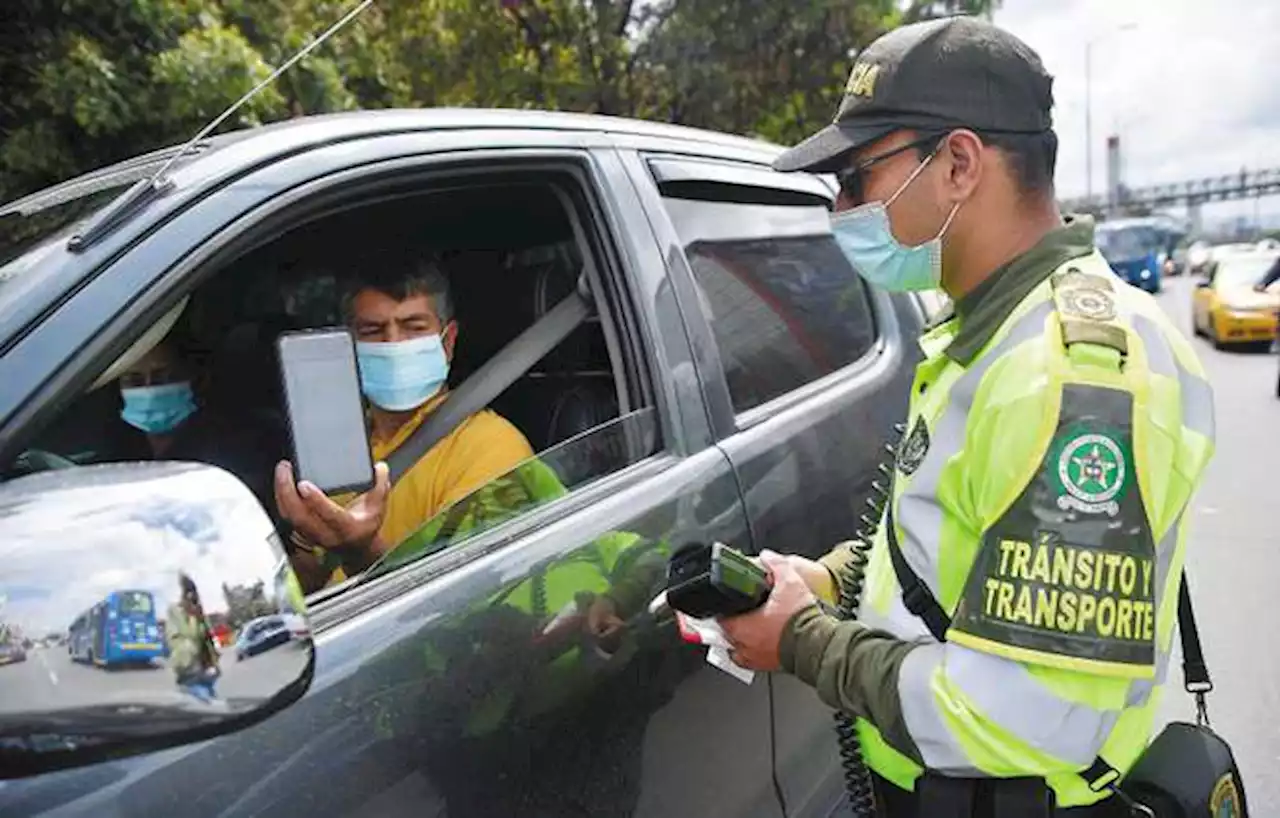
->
xmin=276 ymin=249 xmax=534 ymax=591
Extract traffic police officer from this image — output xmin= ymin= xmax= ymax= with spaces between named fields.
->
xmin=721 ymin=16 xmax=1216 ymax=816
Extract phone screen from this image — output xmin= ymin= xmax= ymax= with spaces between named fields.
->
xmin=277 ymin=329 xmax=374 ymax=495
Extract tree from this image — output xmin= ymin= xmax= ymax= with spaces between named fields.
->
xmin=0 ymin=0 xmax=1003 ymax=202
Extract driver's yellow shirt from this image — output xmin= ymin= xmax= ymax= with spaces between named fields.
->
xmin=328 ymin=394 xmax=534 ymax=584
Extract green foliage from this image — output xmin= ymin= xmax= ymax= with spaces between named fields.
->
xmin=0 ymin=0 xmax=1001 ymax=202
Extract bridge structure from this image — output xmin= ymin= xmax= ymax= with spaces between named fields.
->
xmin=1059 ymin=166 xmax=1280 ymax=217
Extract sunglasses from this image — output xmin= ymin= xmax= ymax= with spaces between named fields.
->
xmin=835 ymin=133 xmax=947 ymax=205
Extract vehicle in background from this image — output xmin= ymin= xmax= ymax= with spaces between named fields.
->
xmin=1186 ymin=240 xmax=1214 ymax=277
xmin=0 ymin=639 xmax=27 ymax=665
xmin=67 ymin=590 xmax=165 ymax=667
xmin=1096 ymin=218 xmax=1163 ymax=292
xmin=234 ymin=616 xmax=295 ymax=661
xmin=1192 ymin=250 xmax=1280 ymax=348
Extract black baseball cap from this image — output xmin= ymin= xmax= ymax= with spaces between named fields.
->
xmin=774 ymin=16 xmax=1054 ymax=173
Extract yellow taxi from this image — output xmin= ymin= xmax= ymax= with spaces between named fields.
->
xmin=1192 ymin=250 xmax=1280 ymax=347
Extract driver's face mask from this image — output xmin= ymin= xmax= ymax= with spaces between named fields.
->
xmin=831 ymin=149 xmax=962 ymax=293
xmin=356 ymin=334 xmax=450 ymax=412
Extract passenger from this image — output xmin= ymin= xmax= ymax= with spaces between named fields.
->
xmin=115 ymin=331 xmax=282 ymax=514
xmin=276 ymin=250 xmax=535 ymax=591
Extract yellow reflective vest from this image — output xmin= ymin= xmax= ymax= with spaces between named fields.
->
xmin=792 ymin=225 xmax=1215 ymax=807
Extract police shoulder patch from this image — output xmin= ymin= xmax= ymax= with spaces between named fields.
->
xmin=895 ymin=417 xmax=930 ymax=476
xmin=947 ymin=384 xmax=1157 ymax=677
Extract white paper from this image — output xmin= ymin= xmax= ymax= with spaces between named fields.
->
xmin=678 ymin=613 xmax=756 ymax=685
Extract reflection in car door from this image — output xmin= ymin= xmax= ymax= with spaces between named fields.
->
xmin=623 ymin=156 xmax=924 ymax=818
xmin=2 ymin=138 xmax=785 ymax=818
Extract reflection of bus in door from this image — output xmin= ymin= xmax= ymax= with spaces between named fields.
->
xmin=67 ymin=590 xmax=164 ymax=667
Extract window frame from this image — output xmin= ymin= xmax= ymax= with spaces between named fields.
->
xmin=640 ymin=153 xmax=891 ymax=434
xmin=3 ymin=138 xmax=675 ymax=624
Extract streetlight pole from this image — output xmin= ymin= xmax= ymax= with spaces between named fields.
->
xmin=1084 ymin=23 xmax=1137 ymax=209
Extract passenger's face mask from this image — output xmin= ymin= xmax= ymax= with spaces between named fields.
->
xmin=831 ymin=149 xmax=962 ymax=293
xmin=120 ymin=382 xmax=198 ymax=435
xmin=356 ymin=334 xmax=449 ymax=412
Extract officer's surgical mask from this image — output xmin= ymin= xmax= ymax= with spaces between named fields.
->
xmin=356 ymin=334 xmax=449 ymax=412
xmin=830 ymin=150 xmax=961 ymax=293
xmin=120 ymin=382 xmax=198 ymax=435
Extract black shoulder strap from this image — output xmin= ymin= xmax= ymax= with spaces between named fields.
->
xmin=884 ymin=502 xmax=952 ymax=642
xmin=1178 ymin=572 xmax=1212 ymax=692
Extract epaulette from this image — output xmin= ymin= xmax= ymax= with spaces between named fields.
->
xmin=1050 ymin=267 xmax=1129 ymax=357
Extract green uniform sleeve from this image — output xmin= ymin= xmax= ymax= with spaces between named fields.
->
xmin=779 ymin=606 xmax=923 ymax=762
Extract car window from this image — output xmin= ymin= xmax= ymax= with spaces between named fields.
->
xmin=660 ymin=196 xmax=877 ymax=414
xmin=1215 ymin=254 xmax=1278 ymax=289
xmin=369 ymin=407 xmax=659 ymax=578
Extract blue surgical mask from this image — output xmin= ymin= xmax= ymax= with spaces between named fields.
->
xmin=120 ymin=382 xmax=198 ymax=435
xmin=356 ymin=334 xmax=449 ymax=412
xmin=831 ymin=151 xmax=961 ymax=293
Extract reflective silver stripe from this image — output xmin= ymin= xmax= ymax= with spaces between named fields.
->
xmin=1132 ymin=314 xmax=1176 ymax=379
xmin=862 ymin=583 xmax=934 ymax=641
xmin=1126 ymin=643 xmax=1171 ymax=707
xmin=1131 ymin=314 xmax=1215 ymax=440
xmin=1123 ymin=503 xmax=1186 ymax=707
xmin=1177 ymin=365 xmax=1215 ymax=440
xmin=896 ymin=300 xmax=1055 ymax=598
xmin=943 ymin=643 xmax=1119 ymax=766
xmin=898 ymin=644 xmax=986 ymax=775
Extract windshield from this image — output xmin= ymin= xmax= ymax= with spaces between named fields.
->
xmin=116 ymin=591 xmax=154 ymax=616
xmin=1215 ymin=254 xmax=1279 ymax=289
xmin=1096 ymin=226 xmax=1157 ymax=262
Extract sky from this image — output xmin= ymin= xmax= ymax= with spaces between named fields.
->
xmin=0 ymin=465 xmax=282 ymax=636
xmin=993 ymin=0 xmax=1280 ymax=226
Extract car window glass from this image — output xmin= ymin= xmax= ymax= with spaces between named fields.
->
xmin=369 ymin=407 xmax=659 ymax=578
xmin=661 ymin=196 xmax=877 ymax=414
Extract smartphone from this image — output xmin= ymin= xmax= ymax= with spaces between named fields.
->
xmin=276 ymin=328 xmax=374 ymax=495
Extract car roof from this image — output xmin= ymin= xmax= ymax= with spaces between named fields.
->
xmin=5 ymin=108 xmax=784 ymax=214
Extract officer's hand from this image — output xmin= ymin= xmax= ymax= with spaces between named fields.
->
xmin=720 ymin=550 xmax=817 ymax=672
xmin=275 ymin=460 xmax=391 ymax=551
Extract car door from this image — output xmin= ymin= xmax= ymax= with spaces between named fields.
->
xmin=0 ymin=129 xmax=783 ymax=818
xmin=617 ymin=147 xmax=923 ymax=818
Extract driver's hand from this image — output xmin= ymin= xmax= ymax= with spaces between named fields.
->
xmin=274 ymin=460 xmax=391 ymax=551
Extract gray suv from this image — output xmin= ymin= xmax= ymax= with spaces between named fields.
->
xmin=0 ymin=110 xmax=927 ymax=818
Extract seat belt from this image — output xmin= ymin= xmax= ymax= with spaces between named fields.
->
xmin=384 ymin=279 xmax=593 ymax=485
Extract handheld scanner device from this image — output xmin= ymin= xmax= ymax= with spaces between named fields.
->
xmin=664 ymin=542 xmax=771 ymax=619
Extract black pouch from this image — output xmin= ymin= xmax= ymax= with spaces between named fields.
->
xmin=1083 ymin=577 xmax=1248 ymax=818
xmin=1120 ymin=722 xmax=1247 ymax=818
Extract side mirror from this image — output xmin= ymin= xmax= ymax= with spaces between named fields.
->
xmin=0 ymin=462 xmax=313 ymax=779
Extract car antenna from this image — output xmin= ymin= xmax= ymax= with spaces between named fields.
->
xmin=68 ymin=0 xmax=376 ymax=252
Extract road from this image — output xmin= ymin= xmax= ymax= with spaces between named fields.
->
xmin=0 ymin=641 xmax=308 ymax=717
xmin=1154 ymin=275 xmax=1279 ymax=808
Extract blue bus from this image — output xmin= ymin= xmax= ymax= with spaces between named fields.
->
xmin=67 ymin=590 xmax=165 ymax=667
xmin=1096 ymin=218 xmax=1166 ymax=293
